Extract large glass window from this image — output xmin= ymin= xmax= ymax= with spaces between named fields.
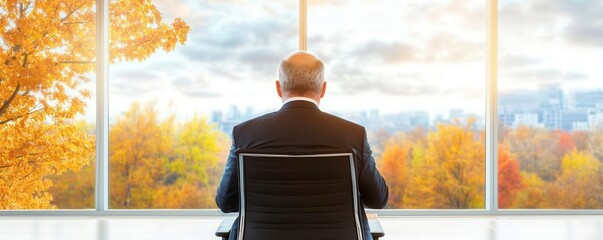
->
xmin=108 ymin=1 xmax=297 ymax=209
xmin=308 ymin=0 xmax=486 ymax=209
xmin=0 ymin=1 xmax=97 ymax=209
xmin=499 ymin=0 xmax=603 ymax=209
xmin=4 ymin=0 xmax=602 ymax=213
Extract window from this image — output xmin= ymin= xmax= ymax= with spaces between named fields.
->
xmin=309 ymin=0 xmax=486 ymax=209
xmin=108 ymin=1 xmax=297 ymax=209
xmin=0 ymin=1 xmax=96 ymax=209
xmin=498 ymin=0 xmax=603 ymax=209
xmin=3 ymin=0 xmax=602 ymax=213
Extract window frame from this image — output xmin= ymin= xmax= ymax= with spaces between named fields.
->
xmin=3 ymin=0 xmax=603 ymax=216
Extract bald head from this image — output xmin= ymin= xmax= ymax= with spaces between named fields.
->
xmin=277 ymin=51 xmax=325 ymax=98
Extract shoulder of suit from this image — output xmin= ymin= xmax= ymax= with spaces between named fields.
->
xmin=320 ymin=111 xmax=365 ymax=130
xmin=233 ymin=109 xmax=365 ymax=133
xmin=233 ymin=111 xmax=279 ymax=131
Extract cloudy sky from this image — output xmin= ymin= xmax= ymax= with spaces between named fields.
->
xmin=96 ymin=0 xmax=603 ymax=123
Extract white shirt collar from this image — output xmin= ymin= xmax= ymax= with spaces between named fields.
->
xmin=283 ymin=97 xmax=319 ymax=107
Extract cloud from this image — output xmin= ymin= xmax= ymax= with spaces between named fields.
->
xmin=500 ymin=54 xmax=541 ymax=69
xmin=564 ymin=18 xmax=603 ymax=47
xmin=109 ymin=69 xmax=163 ymax=96
xmin=425 ymin=33 xmax=484 ymax=63
xmin=238 ymin=49 xmax=282 ymax=75
xmin=500 ymin=0 xmax=603 ymax=46
xmin=307 ymin=0 xmax=345 ymax=7
xmin=172 ymin=76 xmax=222 ymax=98
xmin=353 ymin=41 xmax=415 ymax=63
xmin=502 ymin=68 xmax=587 ymax=84
xmin=327 ymin=61 xmax=437 ymax=97
xmin=177 ymin=4 xmax=297 ymax=77
xmin=556 ymin=0 xmax=603 ymax=47
xmin=350 ymin=34 xmax=483 ymax=65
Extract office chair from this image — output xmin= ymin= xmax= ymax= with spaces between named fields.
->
xmin=215 ymin=148 xmax=384 ymax=240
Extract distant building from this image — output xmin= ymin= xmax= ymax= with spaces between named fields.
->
xmin=573 ymin=89 xmax=603 ymax=109
xmin=513 ymin=113 xmax=540 ymax=128
xmin=588 ymin=110 xmax=603 ymax=129
xmin=499 ymin=90 xmax=541 ymax=113
xmin=560 ymin=110 xmax=588 ymax=131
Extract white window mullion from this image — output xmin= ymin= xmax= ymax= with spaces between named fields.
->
xmin=485 ymin=0 xmax=499 ymax=212
xmin=299 ymin=0 xmax=307 ymax=51
xmin=95 ymin=0 xmax=110 ymax=212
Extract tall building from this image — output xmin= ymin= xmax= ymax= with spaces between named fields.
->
xmin=499 ymin=90 xmax=542 ymax=128
xmin=560 ymin=110 xmax=588 ymax=131
xmin=573 ymin=89 xmax=603 ymax=109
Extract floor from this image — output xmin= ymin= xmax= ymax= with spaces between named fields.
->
xmin=1 ymin=216 xmax=602 ymax=240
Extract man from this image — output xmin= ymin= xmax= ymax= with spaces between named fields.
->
xmin=215 ymin=51 xmax=389 ymax=240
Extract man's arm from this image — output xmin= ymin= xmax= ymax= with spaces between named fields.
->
xmin=215 ymin=137 xmax=239 ymax=213
xmin=358 ymin=128 xmax=389 ymax=209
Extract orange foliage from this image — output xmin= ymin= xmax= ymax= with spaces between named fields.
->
xmin=108 ymin=102 xmax=228 ymax=209
xmin=497 ymin=144 xmax=522 ymax=208
xmin=0 ymin=0 xmax=189 ymax=209
xmin=554 ymin=131 xmax=576 ymax=159
xmin=379 ymin=136 xmax=410 ymax=208
xmin=378 ymin=118 xmax=485 ymax=209
xmin=423 ymin=119 xmax=485 ymax=208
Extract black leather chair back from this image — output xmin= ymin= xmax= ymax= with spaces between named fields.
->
xmin=237 ymin=149 xmax=363 ymax=240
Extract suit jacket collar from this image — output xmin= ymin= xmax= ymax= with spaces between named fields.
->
xmin=280 ymin=100 xmax=321 ymax=111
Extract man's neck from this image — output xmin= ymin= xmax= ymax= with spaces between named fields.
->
xmin=282 ymin=96 xmax=320 ymax=107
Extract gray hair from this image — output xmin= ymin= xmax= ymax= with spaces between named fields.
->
xmin=278 ymin=51 xmax=324 ymax=95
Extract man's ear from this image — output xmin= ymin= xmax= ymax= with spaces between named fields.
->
xmin=276 ymin=80 xmax=283 ymax=98
xmin=320 ymin=81 xmax=327 ymax=98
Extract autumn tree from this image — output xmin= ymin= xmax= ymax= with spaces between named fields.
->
xmin=505 ymin=126 xmax=559 ymax=181
xmin=108 ymin=102 xmax=228 ymax=209
xmin=553 ymin=131 xmax=576 ymax=160
xmin=421 ymin=118 xmax=485 ymax=208
xmin=48 ymin=121 xmax=96 ymax=209
xmin=548 ymin=150 xmax=602 ymax=208
xmin=497 ymin=144 xmax=522 ymax=208
xmin=378 ymin=134 xmax=410 ymax=208
xmin=402 ymin=142 xmax=441 ymax=208
xmin=379 ymin=118 xmax=485 ymax=209
xmin=587 ymin=129 xmax=603 ymax=162
xmin=0 ymin=0 xmax=189 ymax=209
xmin=109 ymin=102 xmax=174 ymax=208
xmin=512 ymin=172 xmax=547 ymax=208
xmin=571 ymin=131 xmax=589 ymax=151
xmin=157 ymin=116 xmax=229 ymax=208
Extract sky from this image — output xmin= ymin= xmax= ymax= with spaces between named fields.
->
xmin=88 ymin=0 xmax=603 ymax=124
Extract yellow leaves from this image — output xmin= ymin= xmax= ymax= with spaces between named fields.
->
xmin=377 ymin=120 xmax=485 ymax=209
xmin=560 ymin=150 xmax=600 ymax=179
xmin=109 ymin=0 xmax=190 ymax=63
xmin=1 ymin=0 xmax=188 ymax=209
xmin=108 ymin=101 xmax=228 ymax=209
xmin=0 ymin=120 xmax=94 ymax=209
xmin=545 ymin=150 xmax=602 ymax=208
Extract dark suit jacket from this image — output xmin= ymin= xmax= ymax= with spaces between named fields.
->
xmin=215 ymin=100 xmax=389 ymax=240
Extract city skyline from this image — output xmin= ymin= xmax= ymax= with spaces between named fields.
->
xmin=65 ymin=0 xmax=603 ymax=138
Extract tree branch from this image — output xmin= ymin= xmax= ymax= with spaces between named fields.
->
xmin=60 ymin=4 xmax=84 ymax=23
xmin=0 ymin=164 xmax=15 ymax=169
xmin=61 ymin=21 xmax=90 ymax=25
xmin=18 ymin=169 xmax=36 ymax=181
xmin=0 ymin=83 xmax=20 ymax=118
xmin=0 ymin=107 xmax=43 ymax=125
xmin=61 ymin=60 xmax=95 ymax=64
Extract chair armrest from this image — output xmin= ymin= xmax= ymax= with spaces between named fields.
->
xmin=215 ymin=218 xmax=234 ymax=240
xmin=215 ymin=214 xmax=385 ymax=239
xmin=367 ymin=213 xmax=384 ymax=239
